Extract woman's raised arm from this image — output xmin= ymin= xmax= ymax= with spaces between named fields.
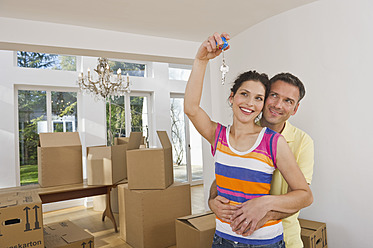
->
xmin=184 ymin=32 xmax=230 ymax=145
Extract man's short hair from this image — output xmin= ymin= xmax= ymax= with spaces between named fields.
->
xmin=269 ymin=73 xmax=306 ymax=102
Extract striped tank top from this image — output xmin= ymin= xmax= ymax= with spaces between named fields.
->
xmin=211 ymin=123 xmax=283 ymax=245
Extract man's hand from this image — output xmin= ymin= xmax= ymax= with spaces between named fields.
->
xmin=208 ymin=195 xmax=239 ymax=222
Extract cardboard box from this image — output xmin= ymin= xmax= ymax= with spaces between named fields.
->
xmin=127 ymin=131 xmax=174 ymax=189
xmin=87 ymin=132 xmax=142 ymax=185
xmin=0 ymin=191 xmax=44 ymax=248
xmin=118 ymin=182 xmax=191 ymax=248
xmin=299 ymin=218 xmax=327 ymax=248
xmin=38 ymin=132 xmax=83 ymax=187
xmin=44 ymin=220 xmax=94 ymax=248
xmin=176 ymin=212 xmax=216 ymax=248
xmin=117 ymin=183 xmax=127 ymax=241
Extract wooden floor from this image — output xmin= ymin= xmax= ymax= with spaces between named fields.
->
xmin=43 ymin=184 xmax=205 ymax=248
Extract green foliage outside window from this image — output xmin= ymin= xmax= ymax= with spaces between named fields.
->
xmin=17 ymin=51 xmax=76 ymax=71
xmin=106 ymin=96 xmax=145 ymax=144
xmin=18 ymin=91 xmax=47 ymax=168
xmin=106 ymin=96 xmax=126 ymax=140
xmin=108 ymin=60 xmax=145 ymax=77
xmin=130 ymin=96 xmax=144 ymax=132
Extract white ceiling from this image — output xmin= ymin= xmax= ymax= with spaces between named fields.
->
xmin=0 ymin=0 xmax=317 ymax=42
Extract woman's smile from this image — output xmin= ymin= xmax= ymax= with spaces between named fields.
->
xmin=239 ymin=106 xmax=254 ymax=115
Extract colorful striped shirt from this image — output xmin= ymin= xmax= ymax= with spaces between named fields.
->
xmin=211 ymin=123 xmax=283 ymax=245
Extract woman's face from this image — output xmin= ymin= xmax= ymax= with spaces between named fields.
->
xmin=229 ymin=80 xmax=266 ymax=124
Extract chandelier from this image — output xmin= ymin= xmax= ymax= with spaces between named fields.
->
xmin=77 ymin=57 xmax=132 ymax=146
xmin=77 ymin=57 xmax=131 ymax=100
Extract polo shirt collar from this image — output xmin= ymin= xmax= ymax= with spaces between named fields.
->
xmin=281 ymin=121 xmax=295 ymax=142
xmin=257 ymin=119 xmax=295 ymax=142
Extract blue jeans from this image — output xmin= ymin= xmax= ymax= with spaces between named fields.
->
xmin=212 ymin=234 xmax=286 ymax=248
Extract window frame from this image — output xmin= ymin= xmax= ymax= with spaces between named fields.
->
xmin=107 ymin=91 xmax=153 ymax=147
xmin=128 ymin=91 xmax=153 ymax=146
xmin=15 ymin=84 xmax=80 ymax=186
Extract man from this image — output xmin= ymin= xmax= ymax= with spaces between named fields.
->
xmin=209 ymin=72 xmax=314 ymax=248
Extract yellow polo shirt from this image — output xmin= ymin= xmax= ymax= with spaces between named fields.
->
xmin=270 ymin=121 xmax=314 ymax=248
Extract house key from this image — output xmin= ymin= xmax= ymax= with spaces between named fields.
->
xmin=220 ymin=51 xmax=229 ymax=85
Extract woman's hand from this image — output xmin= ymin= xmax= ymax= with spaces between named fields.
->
xmin=209 ymin=195 xmax=239 ymax=223
xmin=196 ymin=32 xmax=230 ymax=61
xmin=229 ymin=196 xmax=271 ymax=236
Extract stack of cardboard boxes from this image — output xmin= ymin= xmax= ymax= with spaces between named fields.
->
xmin=118 ymin=131 xmax=192 ymax=248
xmin=1 ymin=132 xmax=94 ymax=248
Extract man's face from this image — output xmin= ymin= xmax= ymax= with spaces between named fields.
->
xmin=263 ymin=80 xmax=300 ymax=126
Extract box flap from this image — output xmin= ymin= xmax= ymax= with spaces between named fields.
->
xmin=87 ymin=145 xmax=111 ymax=159
xmin=115 ymin=137 xmax=130 ymax=145
xmin=61 ymin=230 xmax=92 ymax=244
xmin=187 ymin=213 xmax=216 ymax=231
xmin=177 ymin=211 xmax=214 ymax=220
xmin=127 ymin=132 xmax=143 ymax=150
xmin=178 ymin=212 xmax=216 ymax=231
xmin=45 ymin=221 xmax=92 ymax=244
xmin=156 ymin=131 xmax=171 ymax=149
xmin=299 ymin=218 xmax=325 ymax=231
xmin=0 ymin=191 xmax=40 ymax=208
xmin=0 ymin=192 xmax=16 ymax=207
xmin=39 ymin=132 xmax=81 ymax=147
xmin=0 ymin=199 xmax=17 ymax=208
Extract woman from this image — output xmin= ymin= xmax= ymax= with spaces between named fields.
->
xmin=184 ymin=32 xmax=313 ymax=248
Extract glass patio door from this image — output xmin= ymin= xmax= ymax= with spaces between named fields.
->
xmin=17 ymin=88 xmax=78 ymax=185
xmin=170 ymin=94 xmax=203 ymax=185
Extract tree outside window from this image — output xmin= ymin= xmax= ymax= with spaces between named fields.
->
xmin=17 ymin=51 xmax=76 ymax=71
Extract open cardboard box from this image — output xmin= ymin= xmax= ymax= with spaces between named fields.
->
xmin=44 ymin=220 xmax=94 ymax=248
xmin=118 ymin=182 xmax=191 ymax=248
xmin=299 ymin=218 xmax=327 ymax=248
xmin=0 ymin=191 xmax=44 ymax=248
xmin=127 ymin=131 xmax=173 ymax=189
xmin=38 ymin=132 xmax=83 ymax=187
xmin=176 ymin=211 xmax=216 ymax=248
xmin=87 ymin=132 xmax=142 ymax=185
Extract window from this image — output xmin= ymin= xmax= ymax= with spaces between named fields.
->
xmin=169 ymin=64 xmax=192 ymax=81
xmin=51 ymin=91 xmax=78 ymax=132
xmin=170 ymin=95 xmax=203 ymax=184
xmin=18 ymin=88 xmax=78 ymax=185
xmin=108 ymin=59 xmax=146 ymax=77
xmin=17 ymin=51 xmax=76 ymax=71
xmin=107 ymin=92 xmax=151 ymax=147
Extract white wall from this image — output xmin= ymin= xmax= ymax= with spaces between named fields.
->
xmin=0 ymin=17 xmax=202 ymax=189
xmin=204 ymin=0 xmax=373 ymax=247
